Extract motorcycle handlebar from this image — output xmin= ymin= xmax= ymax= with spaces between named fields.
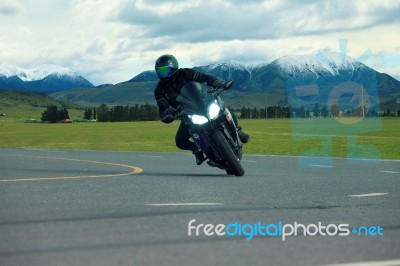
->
xmin=223 ymin=80 xmax=233 ymax=90
xmin=208 ymin=80 xmax=234 ymax=93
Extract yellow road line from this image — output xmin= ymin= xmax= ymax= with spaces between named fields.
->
xmin=0 ymin=155 xmax=143 ymax=182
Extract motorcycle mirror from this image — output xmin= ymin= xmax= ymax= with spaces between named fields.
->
xmin=224 ymin=80 xmax=233 ymax=90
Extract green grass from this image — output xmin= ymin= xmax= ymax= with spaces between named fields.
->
xmin=0 ymin=116 xmax=399 ymax=159
xmin=0 ymin=90 xmax=84 ymax=123
xmin=3 ymin=90 xmax=397 ymax=159
xmin=226 ymin=119 xmax=400 ymax=159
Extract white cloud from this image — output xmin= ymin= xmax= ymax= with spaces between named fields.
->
xmin=0 ymin=0 xmax=399 ymax=85
xmin=0 ymin=0 xmax=24 ymax=16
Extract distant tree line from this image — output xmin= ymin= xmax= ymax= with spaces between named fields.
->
xmin=88 ymin=103 xmax=399 ymax=121
xmin=83 ymin=108 xmax=97 ymax=120
xmin=41 ymin=106 xmax=70 ymax=123
xmin=90 ymin=104 xmax=159 ymax=122
xmin=382 ymin=108 xmax=400 ymax=117
xmin=235 ymin=106 xmax=291 ymax=119
xmin=233 ymin=104 xmax=396 ymax=119
xmin=40 ymin=103 xmax=400 ymax=124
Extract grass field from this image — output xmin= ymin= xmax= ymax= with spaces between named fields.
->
xmin=0 ymin=114 xmax=399 ymax=159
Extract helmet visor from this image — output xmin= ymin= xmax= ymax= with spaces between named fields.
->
xmin=156 ymin=66 xmax=175 ymax=79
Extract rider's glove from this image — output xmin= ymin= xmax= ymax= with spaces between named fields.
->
xmin=164 ymin=107 xmax=176 ymax=116
xmin=161 ymin=107 xmax=176 ymax=123
xmin=211 ymin=80 xmax=224 ymax=89
xmin=161 ymin=114 xmax=174 ymax=124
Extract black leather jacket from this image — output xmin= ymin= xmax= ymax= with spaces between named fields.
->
xmin=154 ymin=68 xmax=218 ymax=119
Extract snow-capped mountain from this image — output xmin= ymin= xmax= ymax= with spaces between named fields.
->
xmin=249 ymin=52 xmax=399 ymax=111
xmin=198 ymin=60 xmax=249 ymax=73
xmin=265 ymin=52 xmax=371 ymax=80
xmin=0 ymin=62 xmax=74 ymax=81
xmin=51 ymin=52 xmax=400 ymax=111
xmin=128 ymin=70 xmax=158 ymax=82
xmin=0 ymin=61 xmax=93 ymax=92
xmin=125 ymin=53 xmax=375 ymax=90
xmin=194 ymin=60 xmax=252 ymax=90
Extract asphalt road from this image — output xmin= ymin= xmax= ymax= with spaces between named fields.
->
xmin=0 ymin=148 xmax=399 ymax=266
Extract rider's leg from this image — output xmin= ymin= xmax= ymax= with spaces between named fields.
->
xmin=228 ymin=108 xmax=250 ymax=143
xmin=175 ymin=120 xmax=205 ymax=165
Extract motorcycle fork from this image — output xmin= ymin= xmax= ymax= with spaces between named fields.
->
xmin=222 ymin=108 xmax=242 ymax=151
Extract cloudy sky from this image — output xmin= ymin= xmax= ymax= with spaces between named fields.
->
xmin=0 ymin=0 xmax=399 ymax=85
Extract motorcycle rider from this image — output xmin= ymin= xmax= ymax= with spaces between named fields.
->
xmin=154 ymin=54 xmax=249 ymax=165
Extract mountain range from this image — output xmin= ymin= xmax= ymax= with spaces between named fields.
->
xmin=0 ymin=61 xmax=93 ymax=92
xmin=1 ymin=54 xmax=399 ymax=111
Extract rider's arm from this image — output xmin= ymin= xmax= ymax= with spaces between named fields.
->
xmin=154 ymin=85 xmax=175 ymax=123
xmin=181 ymin=68 xmax=221 ymax=87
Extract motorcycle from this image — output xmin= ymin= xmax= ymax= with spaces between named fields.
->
xmin=172 ymin=80 xmax=245 ymax=176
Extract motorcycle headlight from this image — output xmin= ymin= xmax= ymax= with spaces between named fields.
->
xmin=208 ymin=101 xmax=220 ymax=120
xmin=189 ymin=114 xmax=208 ymax=125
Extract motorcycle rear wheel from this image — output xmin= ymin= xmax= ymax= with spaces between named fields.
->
xmin=212 ymin=130 xmax=245 ymax=176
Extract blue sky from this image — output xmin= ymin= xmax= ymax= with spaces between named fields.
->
xmin=0 ymin=0 xmax=399 ymax=85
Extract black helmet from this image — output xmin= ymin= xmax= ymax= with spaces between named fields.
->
xmin=155 ymin=54 xmax=179 ymax=80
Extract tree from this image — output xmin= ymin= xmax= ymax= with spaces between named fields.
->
xmin=298 ymin=106 xmax=306 ymax=118
xmin=259 ymin=107 xmax=267 ymax=119
xmin=282 ymin=106 xmax=290 ymax=118
xmin=83 ymin=108 xmax=92 ymax=120
xmin=330 ymin=104 xmax=340 ymax=117
xmin=129 ymin=104 xmax=139 ymax=121
xmin=41 ymin=106 xmax=59 ymax=123
xmin=313 ymin=103 xmax=321 ymax=117
xmin=367 ymin=109 xmax=379 ymax=117
xmin=239 ymin=106 xmax=249 ymax=119
xmin=59 ymin=107 xmax=70 ymax=120
xmin=141 ymin=103 xmax=158 ymax=120
xmin=321 ymin=106 xmax=329 ymax=117
xmin=383 ymin=108 xmax=394 ymax=117
xmin=41 ymin=106 xmax=69 ymax=123
xmin=267 ymin=106 xmax=275 ymax=118
xmin=97 ymin=104 xmax=109 ymax=122
xmin=251 ymin=108 xmax=259 ymax=119
xmin=110 ymin=106 xmax=124 ymax=122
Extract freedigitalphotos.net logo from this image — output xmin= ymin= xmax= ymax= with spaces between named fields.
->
xmin=188 ymin=219 xmax=384 ymax=241
xmin=287 ymin=39 xmax=382 ymax=167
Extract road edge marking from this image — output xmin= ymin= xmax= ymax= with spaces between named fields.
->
xmin=348 ymin=193 xmax=388 ymax=198
xmin=0 ymin=155 xmax=143 ymax=182
xmin=146 ymin=203 xmax=223 ymax=207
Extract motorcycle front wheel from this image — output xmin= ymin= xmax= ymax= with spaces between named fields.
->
xmin=211 ymin=130 xmax=245 ymax=176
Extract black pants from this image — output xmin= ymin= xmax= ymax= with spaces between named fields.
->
xmin=175 ymin=120 xmax=197 ymax=152
xmin=175 ymin=109 xmax=239 ymax=152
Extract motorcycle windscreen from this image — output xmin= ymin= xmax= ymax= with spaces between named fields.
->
xmin=178 ymin=82 xmax=209 ymax=112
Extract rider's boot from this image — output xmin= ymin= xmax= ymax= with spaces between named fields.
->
xmin=237 ymin=126 xmax=250 ymax=143
xmin=193 ymin=149 xmax=206 ymax=165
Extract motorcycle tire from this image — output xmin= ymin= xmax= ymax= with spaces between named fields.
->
xmin=226 ymin=169 xmax=234 ymax=175
xmin=212 ymin=130 xmax=245 ymax=176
